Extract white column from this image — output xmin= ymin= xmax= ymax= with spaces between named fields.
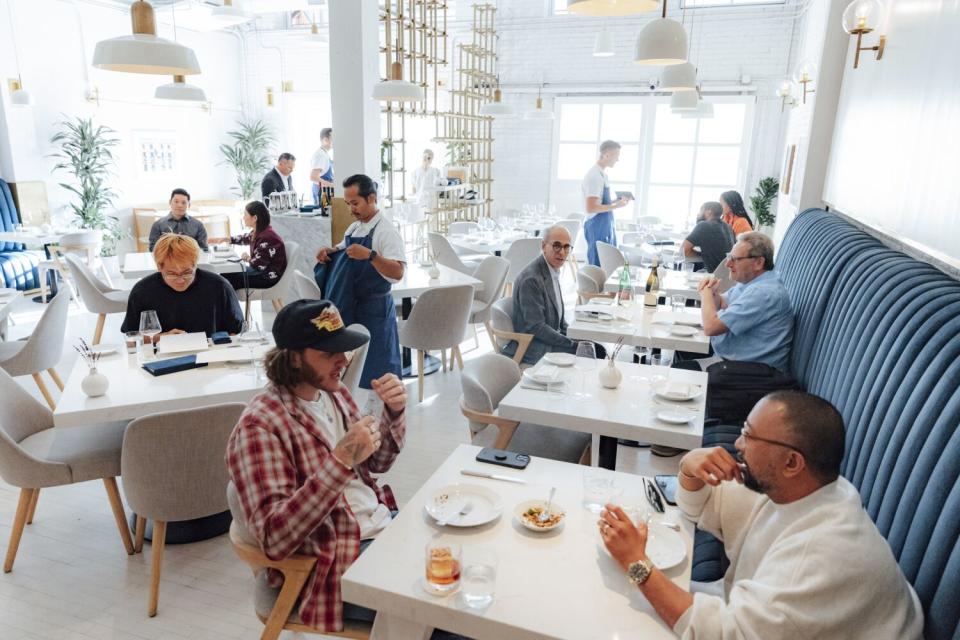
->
xmin=328 ymin=0 xmax=381 ymax=189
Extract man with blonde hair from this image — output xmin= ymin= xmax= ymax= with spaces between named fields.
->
xmin=121 ymin=233 xmax=243 ymax=339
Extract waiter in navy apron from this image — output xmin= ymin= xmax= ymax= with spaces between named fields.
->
xmin=313 ymin=174 xmax=404 ymax=388
xmin=582 ymin=139 xmax=630 ymax=267
xmin=310 ymin=128 xmax=335 ymax=206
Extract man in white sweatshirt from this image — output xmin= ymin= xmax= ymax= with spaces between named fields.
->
xmin=599 ymin=390 xmax=924 ymax=639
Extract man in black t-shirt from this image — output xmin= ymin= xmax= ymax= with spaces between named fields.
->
xmin=683 ymin=201 xmax=736 ymax=273
xmin=121 ymin=234 xmax=244 ymax=339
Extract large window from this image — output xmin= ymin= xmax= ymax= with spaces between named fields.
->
xmin=551 ymin=97 xmax=752 ymax=227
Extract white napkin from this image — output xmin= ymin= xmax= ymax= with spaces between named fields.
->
xmin=156 ymin=332 xmax=209 ymax=354
xmin=664 ymin=381 xmax=692 ymax=399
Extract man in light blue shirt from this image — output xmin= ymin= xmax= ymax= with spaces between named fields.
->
xmin=698 ymin=232 xmax=793 ymax=372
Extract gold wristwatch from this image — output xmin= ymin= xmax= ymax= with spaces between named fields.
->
xmin=627 ymin=558 xmax=654 ymax=586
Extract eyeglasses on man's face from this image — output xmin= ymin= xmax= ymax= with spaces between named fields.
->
xmin=739 ymin=420 xmax=806 ymax=457
xmin=547 ymin=242 xmax=574 ymax=253
xmin=725 ymin=252 xmax=760 ymax=264
xmin=161 ymin=267 xmax=197 ymax=282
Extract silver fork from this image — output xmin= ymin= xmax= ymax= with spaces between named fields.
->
xmin=539 ymin=487 xmax=556 ymax=523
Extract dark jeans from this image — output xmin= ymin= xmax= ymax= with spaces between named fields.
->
xmin=223 ymin=269 xmax=274 ymax=290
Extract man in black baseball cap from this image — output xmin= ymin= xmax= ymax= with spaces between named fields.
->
xmin=226 ymin=299 xmax=409 ymax=632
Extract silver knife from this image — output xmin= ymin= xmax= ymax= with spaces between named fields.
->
xmin=461 ymin=469 xmax=527 ymax=484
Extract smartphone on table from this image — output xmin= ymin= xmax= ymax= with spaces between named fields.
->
xmin=654 ymin=474 xmax=678 ymax=506
xmin=476 ymin=447 xmax=530 ymax=470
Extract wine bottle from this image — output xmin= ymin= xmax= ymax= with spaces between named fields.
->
xmin=617 ymin=259 xmax=632 ymax=306
xmin=644 ymin=258 xmax=660 ymax=308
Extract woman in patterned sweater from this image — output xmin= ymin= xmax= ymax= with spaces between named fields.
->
xmin=219 ymin=200 xmax=287 ymax=290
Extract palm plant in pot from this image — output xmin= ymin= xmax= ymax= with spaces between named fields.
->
xmin=750 ymin=176 xmax=780 ymax=231
xmin=220 ymin=119 xmax=275 ymax=200
xmin=49 ymin=116 xmax=123 ymax=259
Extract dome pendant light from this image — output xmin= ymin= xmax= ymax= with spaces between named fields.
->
xmin=524 ymin=87 xmax=554 ymax=120
xmin=155 ymin=75 xmax=207 ymax=102
xmin=480 ymin=87 xmax=515 ymax=117
xmin=593 ymin=25 xmax=615 ymax=57
xmin=661 ymin=62 xmax=696 ymax=91
xmin=568 ymin=0 xmax=659 ymax=17
xmin=634 ymin=0 xmax=688 ymax=65
xmin=670 ymin=90 xmax=699 ymax=111
xmin=92 ymin=1 xmax=201 ymax=76
xmin=372 ymin=8 xmax=423 ymax=102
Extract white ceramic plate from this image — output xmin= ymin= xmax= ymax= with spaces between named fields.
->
xmin=514 ymin=499 xmax=566 ymax=532
xmin=599 ymin=523 xmax=687 ymax=570
xmin=238 ymin=332 xmax=267 ymax=343
xmin=669 ymin=325 xmax=699 ymax=337
xmin=524 ymin=363 xmax=563 ymax=384
xmin=543 ymin=352 xmax=576 ymax=367
xmin=89 ymin=343 xmax=119 ymax=356
xmin=655 ymin=408 xmax=697 ymax=424
xmin=424 ymin=484 xmax=503 ymax=527
xmin=652 ymin=380 xmax=704 ymax=402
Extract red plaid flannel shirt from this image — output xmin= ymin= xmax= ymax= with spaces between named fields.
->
xmin=225 ymin=383 xmax=405 ymax=632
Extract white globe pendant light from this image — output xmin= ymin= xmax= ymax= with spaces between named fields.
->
xmin=593 ymin=27 xmax=615 ymax=57
xmin=93 ymin=1 xmax=201 ymax=76
xmin=634 ymin=0 xmax=687 ymax=65
xmin=568 ymin=0 xmax=659 ymax=16
xmin=9 ymin=78 xmax=33 ymax=106
xmin=155 ymin=75 xmax=207 ymax=102
xmin=480 ymin=88 xmax=515 ymax=117
xmin=660 ymin=62 xmax=696 ymax=91
xmin=670 ymin=90 xmax=698 ymax=111
xmin=210 ymin=0 xmax=251 ymax=29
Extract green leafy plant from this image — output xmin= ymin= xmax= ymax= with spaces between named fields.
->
xmin=49 ymin=116 xmax=123 ymax=256
xmin=750 ymin=176 xmax=780 ymax=228
xmin=219 ymin=120 xmax=275 ymax=200
xmin=380 ymin=140 xmax=393 ymax=178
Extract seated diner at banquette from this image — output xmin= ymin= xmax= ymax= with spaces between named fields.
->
xmin=213 ymin=200 xmax=287 ymax=291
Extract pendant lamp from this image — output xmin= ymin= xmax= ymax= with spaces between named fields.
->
xmin=155 ymin=75 xmax=207 ymax=102
xmin=568 ymin=0 xmax=659 ymax=16
xmin=670 ymin=90 xmax=698 ymax=111
xmin=210 ymin=0 xmax=251 ymax=28
xmin=524 ymin=87 xmax=554 ymax=120
xmin=372 ymin=6 xmax=423 ymax=102
xmin=93 ymin=1 xmax=201 ymax=76
xmin=660 ymin=62 xmax=696 ymax=91
xmin=480 ymin=88 xmax=515 ymax=117
xmin=593 ymin=27 xmax=615 ymax=57
xmin=634 ymin=0 xmax=687 ymax=65
xmin=6 ymin=2 xmax=32 ymax=106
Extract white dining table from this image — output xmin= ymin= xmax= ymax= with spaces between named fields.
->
xmin=0 ymin=229 xmax=67 ymax=247
xmin=447 ymin=232 xmax=526 ymax=257
xmin=53 ymin=340 xmax=269 ymax=428
xmin=121 ymin=248 xmax=244 ymax=279
xmin=566 ymin=304 xmax=710 ymax=354
xmin=498 ymin=357 xmax=707 ymax=469
xmin=0 ymin=289 xmax=22 ymax=339
xmin=604 ymin=266 xmax=704 ymax=300
xmin=342 ymin=444 xmax=693 ymax=640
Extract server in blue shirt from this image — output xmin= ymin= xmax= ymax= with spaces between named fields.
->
xmin=698 ymin=232 xmax=794 ymax=372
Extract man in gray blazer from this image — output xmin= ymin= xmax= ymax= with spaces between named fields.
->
xmin=503 ymin=225 xmax=605 ymax=364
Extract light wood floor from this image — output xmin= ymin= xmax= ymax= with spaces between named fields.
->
xmin=0 ymin=283 xmax=680 ymax=640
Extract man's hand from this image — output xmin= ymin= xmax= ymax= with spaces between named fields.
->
xmin=154 ymin=328 xmax=185 ymax=343
xmin=697 ymin=276 xmax=720 ymax=294
xmin=316 ymin=247 xmax=337 ymax=263
xmin=599 ymin=505 xmax=648 ymax=572
xmin=332 ymin=416 xmax=380 ymax=467
xmin=680 ymin=446 xmax=743 ymax=487
xmin=372 ymin=373 xmax=406 ymax=414
xmin=241 ymin=252 xmax=250 ymax=262
xmin=345 ymin=244 xmax=373 ymax=261
xmin=612 ymin=197 xmax=630 ymax=210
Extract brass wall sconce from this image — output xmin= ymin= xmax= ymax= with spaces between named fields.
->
xmin=282 ymin=80 xmax=294 ymax=93
xmin=793 ymin=61 xmax=816 ymax=104
xmin=776 ymin=81 xmax=797 ymax=112
xmin=842 ymin=0 xmax=886 ymax=69
xmin=265 ymin=86 xmax=274 ymax=107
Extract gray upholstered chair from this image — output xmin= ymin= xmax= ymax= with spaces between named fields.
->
xmin=292 ymin=268 xmax=323 ymax=300
xmin=63 ymin=254 xmax=129 ymax=345
xmin=340 ymin=323 xmax=370 ymax=399
xmin=596 ymin=241 xmax=626 ymax=281
xmin=120 ymin=402 xmax=246 ymax=617
xmin=235 ymin=241 xmax=301 ymax=314
xmin=577 ymin=264 xmax=612 ymax=304
xmin=486 ymin=297 xmax=533 ymax=365
xmin=556 ymin=219 xmax=582 ymax=280
xmin=398 ymin=284 xmax=474 ymax=402
xmin=459 ymin=354 xmax=590 ymax=463
xmin=467 ymin=255 xmax=509 ymax=349
xmin=0 ymin=369 xmax=133 ymax=573
xmin=226 ymin=483 xmax=371 ymax=640
xmin=712 ymin=260 xmax=735 ymax=294
xmin=0 ymin=289 xmax=69 ymax=409
xmin=502 ymin=237 xmax=541 ymax=296
xmin=428 ymin=232 xmax=479 ymax=275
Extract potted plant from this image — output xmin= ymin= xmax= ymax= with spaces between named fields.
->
xmin=750 ymin=176 xmax=780 ymax=231
xmin=49 ymin=116 xmax=124 ymax=265
xmin=219 ymin=119 xmax=275 ymax=200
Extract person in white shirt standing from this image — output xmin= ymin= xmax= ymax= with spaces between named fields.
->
xmin=310 ymin=128 xmax=334 ymax=206
xmin=410 ymin=148 xmax=443 ymax=211
xmin=582 ymin=140 xmax=629 ymax=267
xmin=314 ymin=174 xmax=406 ymax=389
xmin=598 ymin=390 xmax=924 ymax=639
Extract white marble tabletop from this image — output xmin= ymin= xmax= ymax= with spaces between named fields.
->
xmin=566 ymin=303 xmax=710 ymax=354
xmin=53 ymin=340 xmax=269 ymax=428
xmin=604 ymin=266 xmax=704 ymax=300
xmin=0 ymin=228 xmax=68 ymax=247
xmin=499 ymin=358 xmax=707 ymax=454
xmin=270 ymin=214 xmax=332 ymax=278
xmin=392 ymin=264 xmax=483 ymax=301
xmin=447 ymin=232 xmax=527 ymax=256
xmin=342 ymin=444 xmax=692 ymax=640
xmin=121 ymin=248 xmax=244 ymax=279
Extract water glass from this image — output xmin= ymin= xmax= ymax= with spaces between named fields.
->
xmin=573 ymin=342 xmax=598 ymax=399
xmin=682 ymin=261 xmax=695 ymax=276
xmin=582 ymin=470 xmax=623 ymax=513
xmin=139 ymin=310 xmax=161 ymax=361
xmin=671 ymin=294 xmax=686 ymax=313
xmin=425 ymin=539 xmax=461 ymax=594
xmin=461 ymin=548 xmax=497 ymax=609
xmin=651 ymin=353 xmax=673 ymax=368
xmin=123 ymin=331 xmax=141 ymax=355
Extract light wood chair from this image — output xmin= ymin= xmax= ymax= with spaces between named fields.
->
xmin=39 ymin=230 xmax=107 ymax=304
xmin=485 ymin=297 xmax=533 ymax=364
xmin=63 ymin=254 xmax=129 ymax=345
xmin=577 ymin=264 xmax=615 ymax=305
xmin=0 ymin=289 xmax=69 ymax=409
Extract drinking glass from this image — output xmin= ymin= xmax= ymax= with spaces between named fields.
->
xmin=13 ymin=223 xmax=23 ymax=234
xmin=123 ymin=331 xmax=141 ymax=355
xmin=139 ymin=310 xmax=161 ymax=361
xmin=582 ymin=469 xmax=623 ymax=513
xmin=573 ymin=341 xmax=597 ymax=399
xmin=651 ymin=353 xmax=673 ymax=368
xmin=671 ymin=295 xmax=686 ymax=313
xmin=682 ymin=261 xmax=695 ymax=276
xmin=461 ymin=548 xmax=497 ymax=609
xmin=425 ymin=539 xmax=461 ymax=594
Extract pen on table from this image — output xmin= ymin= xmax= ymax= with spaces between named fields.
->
xmin=460 ymin=469 xmax=526 ymax=484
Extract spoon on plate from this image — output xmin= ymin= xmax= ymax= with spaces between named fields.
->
xmin=539 ymin=487 xmax=556 ymax=523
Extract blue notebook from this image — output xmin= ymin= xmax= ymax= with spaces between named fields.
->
xmin=142 ymin=355 xmax=208 ymax=377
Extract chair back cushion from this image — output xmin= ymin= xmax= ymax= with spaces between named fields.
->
xmin=340 ymin=323 xmax=370 ymax=398
xmin=473 ymin=255 xmax=510 ymax=306
xmin=596 ymin=241 xmax=625 ymax=280
xmin=293 ymin=268 xmax=323 ymax=300
xmin=460 ymin=353 xmax=521 ymax=412
xmin=504 ymin=238 xmax=543 ymax=284
xmin=121 ymin=403 xmax=246 ymax=522
xmin=398 ymin=284 xmax=474 ymax=351
xmin=490 ymin=297 xmax=515 ymax=334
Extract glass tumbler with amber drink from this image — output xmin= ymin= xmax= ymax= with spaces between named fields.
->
xmin=424 ymin=540 xmax=461 ymax=594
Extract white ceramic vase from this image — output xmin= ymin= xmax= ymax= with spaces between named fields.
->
xmin=428 ymin=262 xmax=441 ymax=279
xmin=81 ymin=367 xmax=109 ymax=398
xmin=598 ymin=360 xmax=622 ymax=389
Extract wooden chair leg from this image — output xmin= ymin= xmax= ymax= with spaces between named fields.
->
xmin=441 ymin=349 xmax=447 ymax=372
xmin=4 ymin=488 xmax=36 ymax=573
xmin=486 ymin=325 xmax=498 ymax=351
xmin=47 ymin=368 xmax=64 ymax=391
xmin=148 ymin=520 xmax=167 ymax=617
xmin=92 ymin=314 xmax=106 ymax=345
xmin=272 ymin=298 xmax=283 ymax=312
xmin=453 ymin=346 xmax=464 ymax=370
xmin=26 ymin=489 xmax=40 ymax=525
xmin=103 ymin=478 xmax=134 ymax=556
xmin=134 ymin=515 xmax=146 ymax=554
xmin=261 ymin=568 xmax=313 ymax=640
xmin=417 ymin=351 xmax=425 ymax=403
xmin=31 ymin=373 xmax=56 ymax=410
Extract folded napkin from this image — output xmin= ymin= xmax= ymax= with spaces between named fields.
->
xmin=529 ymin=363 xmax=561 ymax=383
xmin=664 ymin=381 xmax=692 ymax=398
xmin=142 ymin=355 xmax=208 ymax=377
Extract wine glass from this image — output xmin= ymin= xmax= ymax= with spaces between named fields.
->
xmin=573 ymin=342 xmax=598 ymax=399
xmin=138 ymin=310 xmax=161 ymax=361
